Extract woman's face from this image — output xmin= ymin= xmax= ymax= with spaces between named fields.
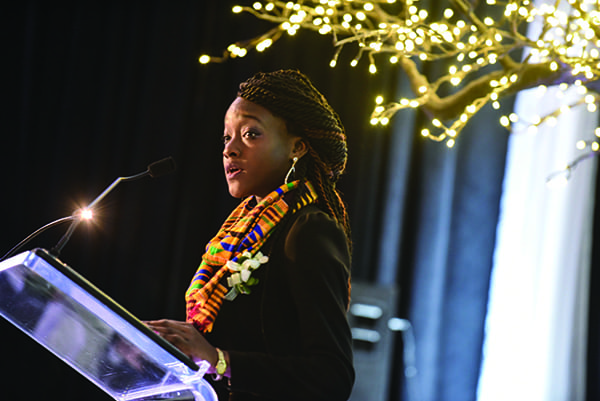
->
xmin=223 ymin=97 xmax=300 ymax=201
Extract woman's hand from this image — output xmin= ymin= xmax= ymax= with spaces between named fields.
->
xmin=145 ymin=319 xmax=218 ymax=366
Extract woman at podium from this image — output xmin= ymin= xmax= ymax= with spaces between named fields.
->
xmin=147 ymin=69 xmax=354 ymax=401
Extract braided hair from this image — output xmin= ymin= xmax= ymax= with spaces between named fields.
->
xmin=237 ymin=69 xmax=351 ymax=246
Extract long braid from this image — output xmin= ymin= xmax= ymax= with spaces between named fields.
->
xmin=303 ymin=144 xmax=351 ymax=245
xmin=237 ymin=69 xmax=351 ymax=248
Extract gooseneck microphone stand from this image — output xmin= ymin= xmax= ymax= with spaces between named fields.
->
xmin=0 ymin=156 xmax=175 ymax=262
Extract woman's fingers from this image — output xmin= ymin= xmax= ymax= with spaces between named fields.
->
xmin=145 ymin=320 xmax=191 ymax=353
xmin=144 ymin=319 xmax=216 ymax=363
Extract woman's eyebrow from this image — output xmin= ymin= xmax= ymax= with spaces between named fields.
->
xmin=240 ymin=113 xmax=263 ymax=124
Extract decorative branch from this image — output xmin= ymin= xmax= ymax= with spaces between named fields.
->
xmin=200 ymin=0 xmax=600 ymax=147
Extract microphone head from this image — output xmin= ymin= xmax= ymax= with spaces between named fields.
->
xmin=148 ymin=157 xmax=176 ymax=178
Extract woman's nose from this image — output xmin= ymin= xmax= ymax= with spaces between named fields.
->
xmin=223 ymin=136 xmax=240 ymax=158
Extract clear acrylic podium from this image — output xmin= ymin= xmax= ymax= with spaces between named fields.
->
xmin=0 ymin=248 xmax=217 ymax=401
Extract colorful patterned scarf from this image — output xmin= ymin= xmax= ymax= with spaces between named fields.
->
xmin=185 ymin=180 xmax=317 ymax=333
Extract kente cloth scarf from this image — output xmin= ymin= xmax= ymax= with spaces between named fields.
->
xmin=185 ymin=180 xmax=318 ymax=333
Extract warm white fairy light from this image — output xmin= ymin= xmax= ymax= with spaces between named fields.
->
xmin=201 ymin=0 xmax=600 ymax=147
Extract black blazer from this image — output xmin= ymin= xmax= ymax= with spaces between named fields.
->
xmin=205 ymin=204 xmax=354 ymax=401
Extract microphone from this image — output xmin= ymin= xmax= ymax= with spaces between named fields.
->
xmin=85 ymin=157 xmax=176 ymax=210
xmin=148 ymin=157 xmax=177 ymax=178
xmin=0 ymin=157 xmax=176 ymax=262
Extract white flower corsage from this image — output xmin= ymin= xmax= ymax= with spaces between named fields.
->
xmin=224 ymin=251 xmax=269 ymax=301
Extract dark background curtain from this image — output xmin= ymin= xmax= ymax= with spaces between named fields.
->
xmin=3 ymin=2 xmax=514 ymax=400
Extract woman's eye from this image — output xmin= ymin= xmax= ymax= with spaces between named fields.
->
xmin=244 ymin=130 xmax=259 ymax=139
xmin=222 ymin=135 xmax=231 ymax=144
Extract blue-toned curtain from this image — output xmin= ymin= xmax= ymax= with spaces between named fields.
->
xmin=375 ymin=98 xmax=510 ymax=400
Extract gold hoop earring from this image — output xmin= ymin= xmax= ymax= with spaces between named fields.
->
xmin=284 ymin=157 xmax=299 ymax=184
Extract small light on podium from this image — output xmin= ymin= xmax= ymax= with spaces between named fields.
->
xmin=80 ymin=208 xmax=94 ymax=221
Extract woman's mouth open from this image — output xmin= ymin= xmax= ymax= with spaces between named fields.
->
xmin=226 ymin=165 xmax=243 ymax=179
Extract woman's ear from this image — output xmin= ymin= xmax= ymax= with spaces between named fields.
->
xmin=291 ymin=138 xmax=308 ymax=159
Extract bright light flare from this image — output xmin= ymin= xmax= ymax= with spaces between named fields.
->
xmin=80 ymin=208 xmax=94 ymax=220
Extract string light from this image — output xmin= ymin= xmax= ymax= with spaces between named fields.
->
xmin=200 ymin=0 xmax=600 ymax=148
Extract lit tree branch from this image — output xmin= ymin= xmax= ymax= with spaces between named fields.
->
xmin=200 ymin=0 xmax=600 ymax=147
xmin=393 ymin=57 xmax=566 ymax=120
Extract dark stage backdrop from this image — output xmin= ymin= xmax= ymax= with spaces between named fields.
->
xmin=2 ymin=2 xmax=398 ymax=399
xmin=2 ymin=1 xmax=515 ymax=400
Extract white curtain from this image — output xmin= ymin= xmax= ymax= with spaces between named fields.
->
xmin=477 ymin=80 xmax=598 ymax=399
